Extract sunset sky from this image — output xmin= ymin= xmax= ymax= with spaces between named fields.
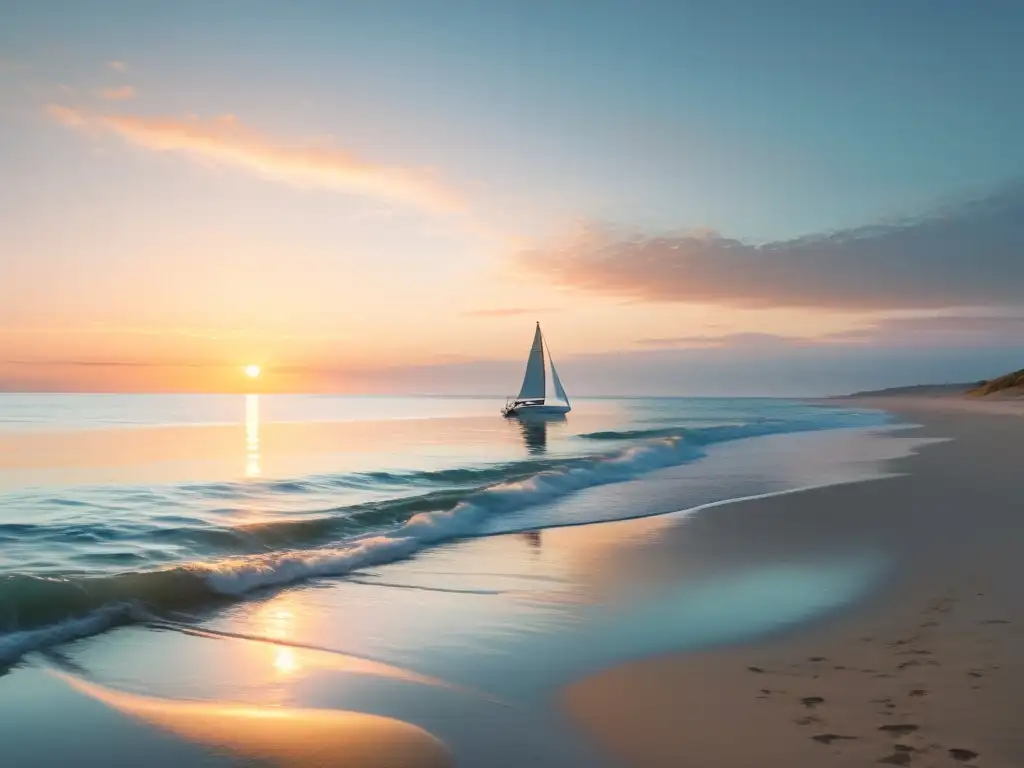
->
xmin=3 ymin=1 xmax=1024 ymax=395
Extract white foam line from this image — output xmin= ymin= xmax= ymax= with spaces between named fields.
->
xmin=345 ymin=578 xmax=504 ymax=595
xmin=0 ymin=602 xmax=141 ymax=667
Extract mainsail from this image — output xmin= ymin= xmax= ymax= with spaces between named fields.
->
xmin=517 ymin=323 xmax=546 ymax=401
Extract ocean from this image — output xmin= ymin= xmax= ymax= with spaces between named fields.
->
xmin=0 ymin=394 xmax=891 ymax=670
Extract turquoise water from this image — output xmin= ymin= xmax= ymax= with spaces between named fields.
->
xmin=0 ymin=394 xmax=887 ymax=665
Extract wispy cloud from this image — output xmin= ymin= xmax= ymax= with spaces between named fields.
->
xmin=1 ymin=359 xmax=221 ymax=368
xmin=634 ymin=333 xmax=818 ymax=349
xmin=46 ymin=104 xmax=88 ymax=128
xmin=517 ymin=183 xmax=1024 ymax=311
xmin=3 ymin=321 xmax=344 ymax=344
xmin=823 ymin=312 xmax=1024 ymax=346
xmin=98 ymin=85 xmax=135 ymax=101
xmin=46 ymin=105 xmax=465 ymax=214
xmin=636 ymin=312 xmax=1024 ymax=350
xmin=108 ymin=60 xmax=127 ymax=72
xmin=463 ymin=307 xmax=558 ymax=318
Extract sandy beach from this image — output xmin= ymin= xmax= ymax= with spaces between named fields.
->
xmin=565 ymin=397 xmax=1024 ymax=767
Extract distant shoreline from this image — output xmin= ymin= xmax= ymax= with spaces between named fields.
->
xmin=831 ymin=382 xmax=975 ymax=399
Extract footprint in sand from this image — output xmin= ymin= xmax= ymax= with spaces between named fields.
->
xmin=811 ymin=734 xmax=857 ymax=745
xmin=949 ymin=748 xmax=979 ymax=762
xmin=879 ymin=724 xmax=919 ymax=736
xmin=981 ymin=619 xmax=1010 ymax=625
xmin=808 ymin=656 xmax=827 ymax=662
xmin=795 ymin=715 xmax=823 ymax=726
xmin=800 ymin=696 xmax=825 ymax=709
xmin=878 ymin=752 xmax=911 ymax=766
xmin=871 ymin=697 xmax=896 ymax=711
xmin=908 ymin=689 xmax=928 ymax=698
xmin=747 ymin=666 xmax=766 ymax=673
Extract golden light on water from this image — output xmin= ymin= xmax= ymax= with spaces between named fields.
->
xmin=274 ymin=647 xmax=299 ymax=676
xmin=245 ymin=364 xmax=261 ymax=379
xmin=245 ymin=394 xmax=261 ymax=477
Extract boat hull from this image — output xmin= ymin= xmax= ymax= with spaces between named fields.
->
xmin=502 ymin=403 xmax=571 ymax=417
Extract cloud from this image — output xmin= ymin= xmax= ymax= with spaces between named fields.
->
xmin=636 ymin=312 xmax=1024 ymax=350
xmin=635 ymin=332 xmax=818 ymax=349
xmin=46 ymin=104 xmax=88 ymax=128
xmin=824 ymin=312 xmax=1024 ymax=346
xmin=98 ymin=85 xmax=135 ymax=101
xmin=108 ymin=60 xmax=127 ymax=72
xmin=463 ymin=307 xmax=558 ymax=318
xmin=46 ymin=105 xmax=464 ymax=214
xmin=517 ymin=183 xmax=1024 ymax=311
xmin=283 ymin=343 xmax=1024 ymax=398
xmin=1 ymin=359 xmax=221 ymax=368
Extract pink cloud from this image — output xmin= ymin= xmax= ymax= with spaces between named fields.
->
xmin=98 ymin=85 xmax=136 ymax=101
xmin=517 ymin=184 xmax=1024 ymax=311
xmin=463 ymin=307 xmax=558 ymax=318
xmin=47 ymin=105 xmax=464 ymax=214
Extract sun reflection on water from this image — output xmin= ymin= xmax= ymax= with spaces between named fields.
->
xmin=274 ymin=647 xmax=300 ymax=676
xmin=245 ymin=394 xmax=260 ymax=477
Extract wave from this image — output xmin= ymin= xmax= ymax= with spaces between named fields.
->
xmin=198 ymin=436 xmax=703 ymax=595
xmin=0 ymin=410 xmax=888 ymax=665
xmin=577 ymin=412 xmax=885 ymax=443
xmin=0 ymin=602 xmax=139 ymax=667
xmin=181 ymin=461 xmax=556 ymax=499
xmin=0 ymin=436 xmax=700 ymax=660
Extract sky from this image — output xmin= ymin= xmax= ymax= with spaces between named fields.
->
xmin=2 ymin=0 xmax=1024 ymax=395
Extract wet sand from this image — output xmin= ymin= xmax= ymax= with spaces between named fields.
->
xmin=0 ymin=662 xmax=453 ymax=768
xmin=564 ymin=398 xmax=1024 ymax=767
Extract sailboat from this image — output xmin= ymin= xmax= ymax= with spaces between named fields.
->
xmin=502 ymin=322 xmax=572 ymax=417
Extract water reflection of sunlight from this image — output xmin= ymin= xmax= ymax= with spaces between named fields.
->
xmin=245 ymin=394 xmax=261 ymax=477
xmin=255 ymin=600 xmax=303 ymax=678
xmin=274 ymin=647 xmax=300 ymax=676
xmin=48 ymin=670 xmax=453 ymax=768
xmin=239 ymin=595 xmax=464 ymax=691
xmin=260 ymin=604 xmax=295 ymax=641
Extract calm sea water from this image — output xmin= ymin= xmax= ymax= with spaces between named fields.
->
xmin=0 ymin=394 xmax=888 ymax=664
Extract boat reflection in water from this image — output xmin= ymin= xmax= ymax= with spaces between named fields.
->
xmin=511 ymin=412 xmax=566 ymax=456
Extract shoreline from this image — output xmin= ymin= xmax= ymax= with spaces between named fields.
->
xmin=0 ymin=399 xmax=991 ymax=766
xmin=563 ymin=397 xmax=1024 ymax=767
xmin=0 ymin=417 xmax=924 ymax=767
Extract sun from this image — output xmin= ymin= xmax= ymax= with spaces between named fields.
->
xmin=244 ymin=364 xmax=261 ymax=379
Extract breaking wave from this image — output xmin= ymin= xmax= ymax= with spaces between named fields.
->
xmin=0 ymin=408 xmax=888 ymax=666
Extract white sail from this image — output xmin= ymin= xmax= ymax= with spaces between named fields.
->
xmin=550 ymin=360 xmax=569 ymax=405
xmin=517 ymin=323 xmax=546 ymax=400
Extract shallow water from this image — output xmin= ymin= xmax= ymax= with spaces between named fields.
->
xmin=0 ymin=394 xmax=888 ymax=665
